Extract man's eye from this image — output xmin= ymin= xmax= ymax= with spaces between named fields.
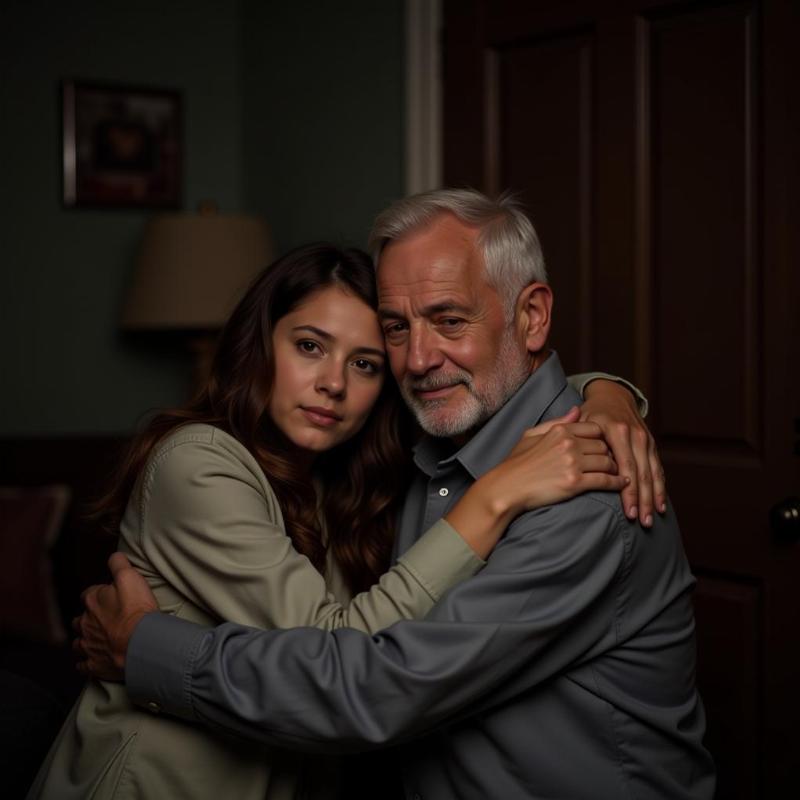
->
xmin=439 ymin=318 xmax=464 ymax=328
xmin=384 ymin=322 xmax=408 ymax=336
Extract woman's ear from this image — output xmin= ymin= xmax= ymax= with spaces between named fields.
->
xmin=515 ymin=283 xmax=553 ymax=354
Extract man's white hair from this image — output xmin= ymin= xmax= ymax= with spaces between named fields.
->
xmin=368 ymin=188 xmax=547 ymax=316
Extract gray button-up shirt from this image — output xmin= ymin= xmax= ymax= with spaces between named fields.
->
xmin=129 ymin=353 xmax=715 ymax=799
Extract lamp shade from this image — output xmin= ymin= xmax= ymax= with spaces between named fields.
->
xmin=122 ymin=212 xmax=273 ymax=330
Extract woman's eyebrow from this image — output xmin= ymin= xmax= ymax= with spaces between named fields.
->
xmin=355 ymin=347 xmax=387 ymax=359
xmin=291 ymin=324 xmax=333 ymax=340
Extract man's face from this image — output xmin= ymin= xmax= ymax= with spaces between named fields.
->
xmin=377 ymin=214 xmax=532 ymax=441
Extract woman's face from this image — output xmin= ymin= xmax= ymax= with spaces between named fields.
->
xmin=269 ymin=285 xmax=387 ymax=459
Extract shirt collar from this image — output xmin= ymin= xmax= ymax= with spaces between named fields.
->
xmin=413 ymin=351 xmax=571 ymax=479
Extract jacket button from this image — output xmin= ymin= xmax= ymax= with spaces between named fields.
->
xmin=146 ymin=701 xmax=161 ymax=714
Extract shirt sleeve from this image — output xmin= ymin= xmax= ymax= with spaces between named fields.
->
xmin=133 ymin=435 xmax=483 ymax=636
xmin=566 ymin=372 xmax=649 ymax=417
xmin=126 ymin=493 xmax=630 ymax=750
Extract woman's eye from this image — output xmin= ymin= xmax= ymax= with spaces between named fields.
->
xmin=352 ymin=358 xmax=381 ymax=374
xmin=297 ymin=340 xmax=320 ymax=354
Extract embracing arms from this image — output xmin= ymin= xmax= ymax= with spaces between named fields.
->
xmin=75 ymin=373 xmax=663 ymax=679
xmin=121 ymin=400 xmax=627 ymax=640
xmin=125 ymin=493 xmax=641 ymax=751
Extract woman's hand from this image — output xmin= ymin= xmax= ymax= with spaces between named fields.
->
xmin=487 ymin=407 xmax=628 ymax=516
xmin=445 ymin=408 xmax=627 ymax=558
xmin=580 ymin=380 xmax=666 ymax=526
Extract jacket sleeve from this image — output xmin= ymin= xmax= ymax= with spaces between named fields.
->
xmin=126 ymin=494 xmax=630 ymax=752
xmin=566 ymin=372 xmax=649 ymax=417
xmin=132 ymin=433 xmax=483 ymax=635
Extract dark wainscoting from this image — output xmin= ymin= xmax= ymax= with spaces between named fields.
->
xmin=0 ymin=435 xmax=128 ymax=798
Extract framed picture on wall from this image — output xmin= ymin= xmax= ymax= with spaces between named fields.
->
xmin=62 ymin=80 xmax=182 ymax=209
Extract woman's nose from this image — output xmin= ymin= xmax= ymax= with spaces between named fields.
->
xmin=316 ymin=360 xmax=346 ymax=397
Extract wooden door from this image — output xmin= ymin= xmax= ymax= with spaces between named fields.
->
xmin=443 ymin=1 xmax=800 ymax=797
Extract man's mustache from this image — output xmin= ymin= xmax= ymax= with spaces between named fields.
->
xmin=405 ymin=371 xmax=472 ymax=393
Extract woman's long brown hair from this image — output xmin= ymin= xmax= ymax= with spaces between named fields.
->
xmin=93 ymin=243 xmax=414 ymax=593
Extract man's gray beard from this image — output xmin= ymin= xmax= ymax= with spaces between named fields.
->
xmin=400 ymin=331 xmax=531 ymax=438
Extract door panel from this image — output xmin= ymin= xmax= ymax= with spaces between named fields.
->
xmin=493 ymin=31 xmax=595 ymax=370
xmin=646 ymin=4 xmax=759 ymax=447
xmin=693 ymin=574 xmax=761 ymax=798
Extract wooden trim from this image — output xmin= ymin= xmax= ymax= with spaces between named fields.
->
xmin=405 ymin=0 xmax=443 ymax=195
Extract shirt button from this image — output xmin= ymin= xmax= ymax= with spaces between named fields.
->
xmin=146 ymin=701 xmax=161 ymax=714
xmin=439 ymin=487 xmax=449 ymax=497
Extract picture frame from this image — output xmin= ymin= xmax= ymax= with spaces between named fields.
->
xmin=62 ymin=80 xmax=182 ymax=209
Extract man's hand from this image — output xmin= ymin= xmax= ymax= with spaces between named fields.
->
xmin=580 ymin=380 xmax=666 ymax=527
xmin=73 ymin=552 xmax=158 ymax=682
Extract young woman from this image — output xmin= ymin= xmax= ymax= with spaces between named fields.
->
xmin=29 ymin=244 xmax=631 ymax=800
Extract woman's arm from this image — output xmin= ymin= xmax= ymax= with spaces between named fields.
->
xmin=134 ymin=415 xmax=622 ymax=640
xmin=449 ymin=372 xmax=661 ymax=545
xmin=445 ymin=408 xmax=627 ymax=556
xmin=133 ymin=429 xmax=483 ymax=636
xmin=566 ymin=372 xmax=648 ymax=417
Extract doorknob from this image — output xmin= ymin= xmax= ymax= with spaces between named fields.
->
xmin=770 ymin=497 xmax=800 ymax=541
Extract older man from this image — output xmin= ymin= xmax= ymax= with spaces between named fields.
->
xmin=78 ymin=190 xmax=714 ymax=798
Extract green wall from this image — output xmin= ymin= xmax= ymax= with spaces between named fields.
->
xmin=0 ymin=1 xmax=405 ymax=435
xmin=242 ymin=0 xmax=404 ymax=251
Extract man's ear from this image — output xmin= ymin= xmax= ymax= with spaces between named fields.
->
xmin=515 ymin=283 xmax=553 ymax=354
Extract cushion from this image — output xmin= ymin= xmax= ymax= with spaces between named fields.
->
xmin=0 ymin=485 xmax=71 ymax=644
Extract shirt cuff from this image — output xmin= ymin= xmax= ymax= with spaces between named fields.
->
xmin=397 ymin=518 xmax=486 ymax=601
xmin=568 ymin=371 xmax=649 ymax=418
xmin=126 ymin=611 xmax=208 ymax=721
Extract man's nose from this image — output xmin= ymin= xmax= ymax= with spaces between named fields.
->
xmin=406 ymin=326 xmax=444 ymax=376
xmin=316 ymin=359 xmax=346 ymax=397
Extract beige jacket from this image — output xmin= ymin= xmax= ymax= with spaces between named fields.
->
xmin=28 ymin=424 xmax=483 ymax=800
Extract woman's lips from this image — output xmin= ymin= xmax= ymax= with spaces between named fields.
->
xmin=302 ymin=407 xmax=342 ymax=426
